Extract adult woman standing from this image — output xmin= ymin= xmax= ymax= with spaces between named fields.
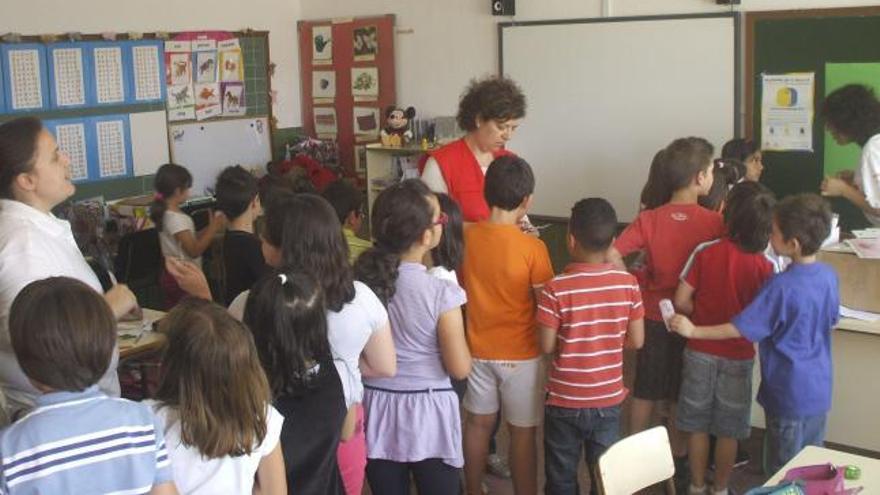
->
xmin=421 ymin=76 xmax=526 ymax=223
xmin=0 ymin=117 xmax=137 ymax=417
xmin=820 ymin=84 xmax=880 ymax=226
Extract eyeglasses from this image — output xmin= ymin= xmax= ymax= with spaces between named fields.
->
xmin=433 ymin=212 xmax=449 ymax=226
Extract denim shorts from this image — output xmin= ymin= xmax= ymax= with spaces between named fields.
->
xmin=676 ymin=348 xmax=753 ymax=439
xmin=764 ymin=414 xmax=827 ymax=475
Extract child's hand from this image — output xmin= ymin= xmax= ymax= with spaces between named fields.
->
xmin=165 ymin=257 xmax=212 ymax=300
xmin=668 ymin=314 xmax=696 ymax=338
xmin=210 ymin=210 xmax=227 ymax=229
xmin=821 ymin=176 xmax=851 ymax=197
xmin=105 ymin=283 xmax=138 ymax=319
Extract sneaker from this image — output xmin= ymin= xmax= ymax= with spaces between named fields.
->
xmin=486 ymin=453 xmax=511 ymax=478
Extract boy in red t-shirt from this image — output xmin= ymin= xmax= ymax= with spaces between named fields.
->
xmin=538 ymin=198 xmax=644 ymax=495
xmin=674 ymin=182 xmax=778 ymax=495
xmin=607 ymin=137 xmax=724 ymax=473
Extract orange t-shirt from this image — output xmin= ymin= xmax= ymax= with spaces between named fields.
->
xmin=461 ymin=222 xmax=555 ymax=360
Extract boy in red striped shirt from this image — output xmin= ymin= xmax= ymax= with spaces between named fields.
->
xmin=538 ymin=198 xmax=645 ymax=495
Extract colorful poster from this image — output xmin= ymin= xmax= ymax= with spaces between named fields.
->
xmin=167 ymin=83 xmax=195 ymax=121
xmin=195 ymin=82 xmax=222 ymax=120
xmin=823 ymin=63 xmax=880 ymax=176
xmin=351 ymin=67 xmax=379 ymax=99
xmin=222 ymin=82 xmax=245 ymax=116
xmin=313 ymin=25 xmax=332 ymax=64
xmin=219 ymin=49 xmax=243 ymax=82
xmin=166 ymin=52 xmax=192 ymax=86
xmin=353 ymin=26 xmax=378 ymax=61
xmin=761 ymin=73 xmax=814 ymax=152
xmin=195 ymin=51 xmax=218 ymax=84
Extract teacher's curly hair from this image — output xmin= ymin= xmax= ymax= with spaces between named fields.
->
xmin=822 ymin=84 xmax=880 ymax=147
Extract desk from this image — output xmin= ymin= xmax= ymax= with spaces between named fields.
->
xmin=118 ymin=308 xmax=166 ymax=360
xmin=765 ymin=446 xmax=879 ymax=490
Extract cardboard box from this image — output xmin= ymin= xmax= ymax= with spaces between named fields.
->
xmin=818 ymin=250 xmax=880 ymax=313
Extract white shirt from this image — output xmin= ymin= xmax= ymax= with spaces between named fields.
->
xmin=0 ymin=199 xmax=119 ymax=414
xmin=228 ymin=281 xmax=388 ymax=407
xmin=428 ymin=266 xmax=459 ymax=286
xmin=421 ymin=157 xmax=452 ymax=194
xmin=160 ymin=210 xmax=201 ymax=266
xmin=856 ymin=134 xmax=880 ymax=226
xmin=148 ymin=401 xmax=284 ymax=495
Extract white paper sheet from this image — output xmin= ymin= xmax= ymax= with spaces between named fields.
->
xmin=94 ymin=46 xmax=125 ymax=104
xmin=52 ymin=48 xmax=86 ymax=107
xmin=8 ymin=49 xmax=44 ymax=110
xmin=96 ymin=120 xmax=128 ymax=178
xmin=132 ymin=45 xmax=162 ymax=101
xmin=761 ymin=73 xmax=814 ymax=152
xmin=55 ymin=123 xmax=89 ymax=181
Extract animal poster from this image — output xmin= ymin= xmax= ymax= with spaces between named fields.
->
xmin=353 ymin=106 xmax=380 ymax=140
xmin=166 ymin=52 xmax=192 ymax=86
xmin=313 ymin=106 xmax=338 ymax=136
xmin=312 ymin=25 xmax=332 ymax=64
xmin=351 ymin=67 xmax=379 ymax=99
xmin=312 ymin=70 xmax=336 ymax=100
xmin=219 ymin=49 xmax=243 ymax=82
xmin=353 ymin=26 xmax=378 ymax=61
xmin=167 ymin=83 xmax=195 ymax=121
xmin=195 ymin=51 xmax=218 ymax=84
xmin=222 ymin=82 xmax=245 ymax=116
xmin=195 ymin=82 xmax=222 ymax=120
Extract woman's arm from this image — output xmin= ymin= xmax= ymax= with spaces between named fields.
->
xmin=822 ymin=177 xmax=880 ymax=217
xmin=360 ymin=322 xmax=396 ymax=378
xmin=252 ymin=444 xmax=287 ymax=495
xmin=437 ymin=306 xmax=472 ymax=380
xmin=173 ymin=211 xmax=225 ymax=258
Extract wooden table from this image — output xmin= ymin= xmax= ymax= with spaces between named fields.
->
xmin=117 ymin=308 xmax=166 ymax=360
xmin=765 ymin=445 xmax=879 ymax=490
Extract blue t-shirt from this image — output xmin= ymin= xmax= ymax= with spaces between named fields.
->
xmin=732 ymin=262 xmax=839 ymax=419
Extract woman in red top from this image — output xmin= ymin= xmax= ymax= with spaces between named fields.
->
xmin=421 ymin=76 xmax=525 ymax=223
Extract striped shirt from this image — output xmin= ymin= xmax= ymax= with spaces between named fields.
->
xmin=537 ymin=263 xmax=644 ymax=409
xmin=0 ymin=386 xmax=172 ymax=494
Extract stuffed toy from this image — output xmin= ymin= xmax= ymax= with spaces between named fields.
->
xmin=380 ymin=106 xmax=415 ymax=147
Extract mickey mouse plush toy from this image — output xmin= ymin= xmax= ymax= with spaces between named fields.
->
xmin=380 ymin=106 xmax=415 ymax=147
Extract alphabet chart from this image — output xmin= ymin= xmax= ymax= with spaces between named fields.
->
xmin=131 ymin=43 xmax=163 ymax=102
xmin=54 ymin=122 xmax=89 ymax=182
xmin=4 ymin=45 xmax=47 ymax=111
xmin=93 ymin=45 xmax=125 ymax=104
xmin=96 ymin=119 xmax=129 ymax=178
xmin=50 ymin=46 xmax=86 ymax=107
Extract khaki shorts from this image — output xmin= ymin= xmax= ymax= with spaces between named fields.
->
xmin=463 ymin=357 xmax=544 ymax=427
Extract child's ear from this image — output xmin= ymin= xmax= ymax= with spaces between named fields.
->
xmin=566 ymin=231 xmax=577 ymax=252
xmin=520 ymin=194 xmax=534 ymax=212
xmin=345 ymin=210 xmax=358 ymax=228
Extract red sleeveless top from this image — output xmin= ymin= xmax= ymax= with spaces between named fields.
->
xmin=430 ymin=138 xmax=513 ymax=222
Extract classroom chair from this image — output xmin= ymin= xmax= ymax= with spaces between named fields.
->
xmin=598 ymin=426 xmax=676 ymax=495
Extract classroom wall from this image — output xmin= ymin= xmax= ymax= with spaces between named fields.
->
xmin=299 ymin=0 xmax=880 ymax=123
xmin=0 ymin=0 xmax=302 ymax=128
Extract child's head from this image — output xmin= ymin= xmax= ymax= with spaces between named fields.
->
xmin=150 ymin=163 xmax=193 ymax=229
xmin=722 ymin=182 xmax=776 ymax=253
xmin=484 ymin=155 xmax=535 ymax=215
xmin=262 ymin=191 xmax=354 ymax=311
xmin=244 ymin=269 xmax=330 ymax=396
xmin=640 ymin=149 xmax=671 ymax=210
xmin=430 ymin=193 xmax=464 ymax=272
xmin=322 ymin=179 xmax=365 ymax=232
xmin=215 ymin=165 xmax=259 ymax=221
xmin=354 ymin=179 xmax=440 ymax=305
xmin=662 ymin=137 xmax=714 ymax=196
xmin=699 ymin=158 xmax=746 ymax=212
xmin=10 ymin=277 xmax=115 ymax=392
xmin=721 ymin=138 xmax=763 ymax=182
xmin=771 ymin=193 xmax=832 ymax=257
xmin=568 ymin=198 xmax=618 ymax=257
xmin=822 ymin=84 xmax=880 ymax=147
xmin=156 ymin=298 xmax=270 ymax=458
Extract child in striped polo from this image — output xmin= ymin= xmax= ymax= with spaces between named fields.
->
xmin=0 ymin=277 xmax=175 ymax=495
xmin=538 ymin=198 xmax=645 ymax=495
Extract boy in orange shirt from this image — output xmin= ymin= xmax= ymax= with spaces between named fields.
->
xmin=460 ymin=155 xmax=554 ymax=495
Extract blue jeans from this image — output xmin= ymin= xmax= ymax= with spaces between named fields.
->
xmin=544 ymin=404 xmax=621 ymax=495
xmin=764 ymin=414 xmax=827 ymax=475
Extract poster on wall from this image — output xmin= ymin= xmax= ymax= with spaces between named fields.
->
xmin=167 ymin=83 xmax=195 ymax=121
xmin=351 ymin=67 xmax=379 ymax=100
xmin=312 ymin=25 xmax=333 ymax=65
xmin=195 ymin=82 xmax=222 ymax=120
xmin=353 ymin=26 xmax=378 ymax=61
xmin=314 ymin=106 xmax=338 ymax=138
xmin=219 ymin=49 xmax=243 ymax=82
xmin=312 ymin=70 xmax=336 ymax=101
xmin=222 ymin=82 xmax=246 ymax=116
xmin=93 ymin=46 xmax=126 ymax=104
xmin=761 ymin=73 xmax=814 ymax=152
xmin=353 ymin=106 xmax=380 ymax=141
xmin=195 ymin=51 xmax=218 ymax=84
xmin=165 ymin=41 xmax=192 ymax=86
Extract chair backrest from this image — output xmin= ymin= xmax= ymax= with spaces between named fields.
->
xmin=114 ymin=228 xmax=161 ymax=286
xmin=598 ymin=426 xmax=675 ymax=495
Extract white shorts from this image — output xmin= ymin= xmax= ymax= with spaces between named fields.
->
xmin=463 ymin=357 xmax=544 ymax=427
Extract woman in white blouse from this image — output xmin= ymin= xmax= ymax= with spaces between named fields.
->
xmin=0 ymin=117 xmax=137 ymax=417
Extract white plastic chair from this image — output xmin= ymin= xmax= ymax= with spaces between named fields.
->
xmin=598 ymin=426 xmax=676 ymax=494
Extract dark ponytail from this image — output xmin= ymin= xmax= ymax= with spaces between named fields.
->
xmin=0 ymin=117 xmax=43 ymax=200
xmin=150 ymin=163 xmax=192 ymax=230
xmin=354 ymin=179 xmax=434 ymax=305
xmin=699 ymin=158 xmax=746 ymax=212
xmin=640 ymin=149 xmax=671 ymax=210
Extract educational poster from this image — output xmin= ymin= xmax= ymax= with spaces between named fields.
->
xmin=222 ymin=82 xmax=245 ymax=116
xmin=353 ymin=26 xmax=378 ymax=61
xmin=195 ymin=51 xmax=218 ymax=84
xmin=55 ymin=122 xmax=89 ymax=181
xmin=353 ymin=106 xmax=380 ymax=141
xmin=312 ymin=25 xmax=333 ymax=64
xmin=314 ymin=107 xmax=338 ymax=137
xmin=51 ymin=47 xmax=86 ymax=107
xmin=96 ymin=120 xmax=128 ymax=178
xmin=824 ymin=63 xmax=880 ymax=177
xmin=167 ymin=84 xmax=195 ymax=121
xmin=219 ymin=49 xmax=243 ymax=82
xmin=761 ymin=73 xmax=814 ymax=152
xmin=195 ymin=82 xmax=222 ymax=120
xmin=351 ymin=67 xmax=379 ymax=100
xmin=93 ymin=46 xmax=125 ymax=104
xmin=8 ymin=48 xmax=45 ymax=110
xmin=166 ymin=52 xmax=192 ymax=86
xmin=312 ymin=70 xmax=336 ymax=100
xmin=132 ymin=44 xmax=163 ymax=102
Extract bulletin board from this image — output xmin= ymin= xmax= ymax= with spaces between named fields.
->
xmin=298 ymin=15 xmax=396 ymax=172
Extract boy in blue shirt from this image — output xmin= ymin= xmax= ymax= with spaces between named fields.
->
xmin=670 ymin=193 xmax=839 ymax=476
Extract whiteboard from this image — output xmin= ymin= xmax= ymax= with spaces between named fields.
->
xmin=169 ymin=117 xmax=271 ymax=196
xmin=130 ymin=111 xmax=169 ymax=176
xmin=500 ymin=14 xmax=738 ymax=221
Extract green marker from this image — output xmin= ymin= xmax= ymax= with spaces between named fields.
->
xmin=845 ymin=465 xmax=861 ymax=480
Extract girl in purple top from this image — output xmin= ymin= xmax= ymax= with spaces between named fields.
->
xmin=355 ymin=180 xmax=472 ymax=495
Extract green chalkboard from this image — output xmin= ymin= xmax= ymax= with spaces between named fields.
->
xmin=747 ymin=8 xmax=880 ymax=229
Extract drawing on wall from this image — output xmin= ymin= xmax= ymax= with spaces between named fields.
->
xmin=219 ymin=49 xmax=243 ymax=82
xmin=351 ymin=67 xmax=379 ymax=98
xmin=222 ymin=82 xmax=245 ymax=116
xmin=312 ymin=70 xmax=336 ymax=99
xmin=195 ymin=82 xmax=222 ymax=120
xmin=167 ymin=83 xmax=195 ymax=121
xmin=167 ymin=52 xmax=191 ymax=86
xmin=195 ymin=51 xmax=218 ymax=84
xmin=353 ymin=106 xmax=380 ymax=139
xmin=313 ymin=25 xmax=333 ymax=63
xmin=353 ymin=25 xmax=378 ymax=61
xmin=314 ymin=106 xmax=338 ymax=135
